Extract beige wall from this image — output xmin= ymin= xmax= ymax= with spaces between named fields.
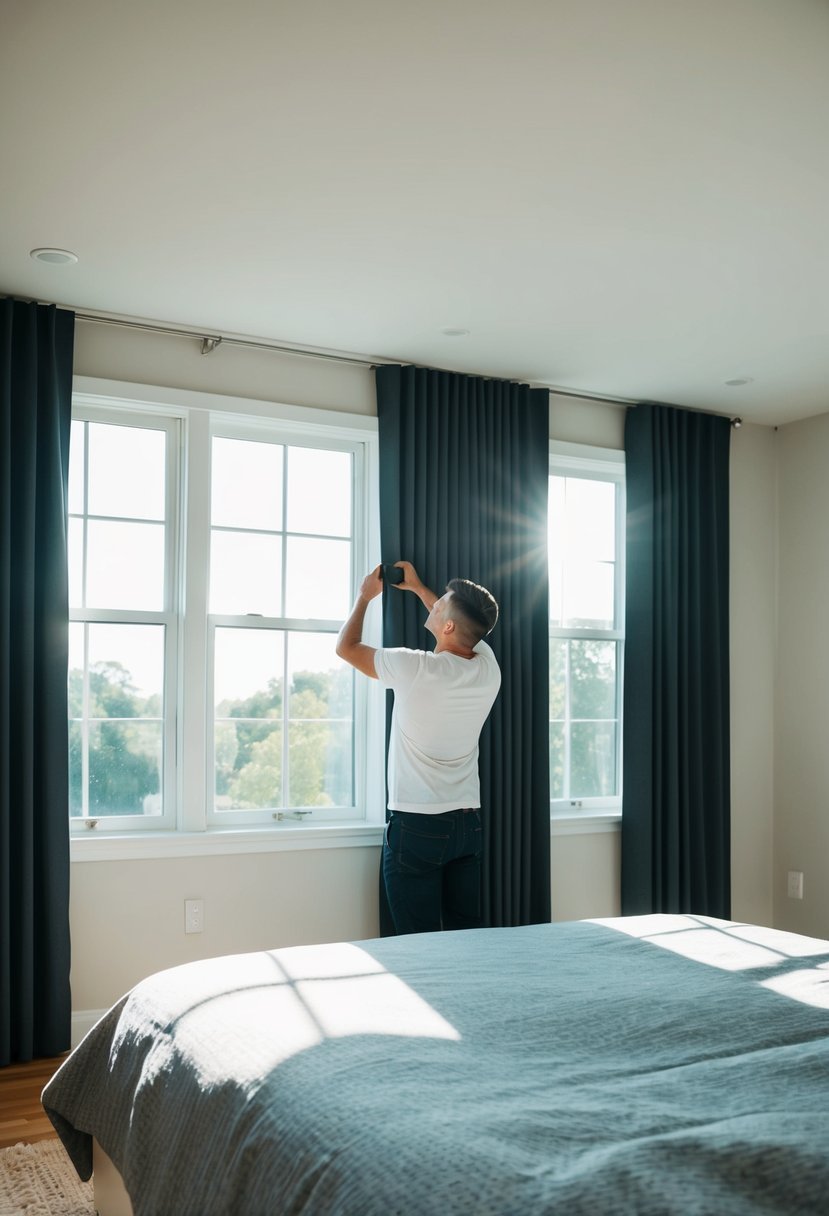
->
xmin=70 ymin=847 xmax=380 ymax=1011
xmin=775 ymin=413 xmax=829 ymax=937
xmin=69 ymin=323 xmax=778 ymax=1018
xmin=730 ymin=423 xmax=776 ymax=926
xmin=551 ymin=827 xmax=621 ymax=922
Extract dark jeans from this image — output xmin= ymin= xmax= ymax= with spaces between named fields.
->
xmin=382 ymin=808 xmax=482 ymax=935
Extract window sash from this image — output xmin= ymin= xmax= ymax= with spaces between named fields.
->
xmin=549 ymin=446 xmax=625 ymax=816
xmin=68 ymin=407 xmax=180 ymax=831
xmin=205 ymin=423 xmax=365 ymax=826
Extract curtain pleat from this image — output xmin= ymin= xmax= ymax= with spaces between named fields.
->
xmin=376 ymin=365 xmax=550 ymax=929
xmin=1 ymin=298 xmax=74 ymax=1065
xmin=622 ymin=402 xmax=731 ymax=917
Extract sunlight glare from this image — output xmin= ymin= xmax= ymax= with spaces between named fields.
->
xmin=591 ymin=915 xmax=785 ymax=970
xmin=762 ymin=964 xmax=829 ymax=1009
xmin=122 ymin=944 xmax=460 ymax=1093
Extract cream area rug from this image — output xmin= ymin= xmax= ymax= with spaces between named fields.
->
xmin=0 ymin=1140 xmax=94 ymax=1216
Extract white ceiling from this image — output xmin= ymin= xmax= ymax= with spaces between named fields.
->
xmin=3 ymin=0 xmax=829 ymax=426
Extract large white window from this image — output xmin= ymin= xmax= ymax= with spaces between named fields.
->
xmin=549 ymin=443 xmax=625 ymax=818
xmin=68 ymin=387 xmax=378 ymax=836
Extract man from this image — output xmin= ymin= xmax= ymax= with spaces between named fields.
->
xmin=336 ymin=560 xmax=501 ymax=935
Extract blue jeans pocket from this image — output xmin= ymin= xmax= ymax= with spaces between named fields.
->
xmin=394 ymin=815 xmax=451 ymax=870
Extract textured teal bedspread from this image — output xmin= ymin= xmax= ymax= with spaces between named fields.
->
xmin=43 ymin=915 xmax=829 ymax=1214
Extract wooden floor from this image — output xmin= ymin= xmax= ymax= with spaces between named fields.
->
xmin=0 ymin=1055 xmax=68 ymax=1148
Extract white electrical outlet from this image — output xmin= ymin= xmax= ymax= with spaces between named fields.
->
xmin=185 ymin=898 xmax=204 ymax=933
xmin=786 ymin=871 xmax=804 ymax=900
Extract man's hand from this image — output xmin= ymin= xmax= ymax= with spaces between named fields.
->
xmin=359 ymin=565 xmax=384 ymax=602
xmin=391 ymin=561 xmax=437 ymax=611
xmin=391 ymin=560 xmax=422 ymax=593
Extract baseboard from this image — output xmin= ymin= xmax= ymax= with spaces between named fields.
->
xmin=72 ymin=1009 xmax=107 ymax=1049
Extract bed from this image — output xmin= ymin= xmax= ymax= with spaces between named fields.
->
xmin=42 ymin=914 xmax=829 ymax=1215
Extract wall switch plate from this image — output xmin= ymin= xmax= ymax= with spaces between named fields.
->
xmin=786 ymin=871 xmax=804 ymax=900
xmin=185 ymin=898 xmax=204 ymax=933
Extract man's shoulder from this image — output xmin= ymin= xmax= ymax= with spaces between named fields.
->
xmin=374 ymin=646 xmax=429 ymax=682
xmin=473 ymin=639 xmax=498 ymax=665
xmin=377 ymin=645 xmax=429 ymax=660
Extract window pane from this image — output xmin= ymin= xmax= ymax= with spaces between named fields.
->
xmin=285 ymin=537 xmax=350 ymax=619
xmin=289 ymin=721 xmax=352 ymax=807
xmin=68 ymin=622 xmax=85 ymax=718
xmin=286 ymin=447 xmax=351 ymax=537
xmin=562 ymin=561 xmax=614 ymax=629
xmin=211 ymin=437 xmax=283 ymax=531
xmin=570 ymin=640 xmax=617 ymax=720
xmin=69 ymin=420 xmax=85 ymax=514
xmin=86 ymin=721 xmax=163 ymax=816
xmin=214 ymin=628 xmax=284 ymax=811
xmin=549 ymin=560 xmax=564 ymax=627
xmin=68 ymin=517 xmax=84 ymax=608
xmin=86 ymin=520 xmax=165 ymax=610
xmin=88 ymin=422 xmax=166 ymax=521
xmin=218 ymin=722 xmax=282 ymax=810
xmin=87 ymin=622 xmax=165 ymax=707
xmin=210 ymin=532 xmax=282 ymax=616
xmin=69 ymin=622 xmax=165 ymax=818
xmin=570 ymin=722 xmax=616 ymax=799
xmin=565 ymin=479 xmax=615 ymax=562
xmin=68 ymin=720 xmax=84 ymax=817
xmin=214 ymin=627 xmax=283 ymax=707
xmin=287 ymin=633 xmax=353 ymax=808
xmin=288 ymin=633 xmax=352 ymax=717
xmin=549 ymin=637 xmax=566 ymax=719
xmin=550 ymin=721 xmax=565 ymax=801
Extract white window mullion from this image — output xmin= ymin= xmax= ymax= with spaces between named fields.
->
xmin=181 ymin=410 xmax=211 ymax=832
xmin=81 ymin=623 xmax=90 ymax=820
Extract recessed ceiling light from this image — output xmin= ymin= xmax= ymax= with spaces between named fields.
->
xmin=30 ymin=247 xmax=79 ymax=265
xmin=724 ymin=377 xmax=753 ymax=387
xmin=440 ymin=327 xmax=469 ymax=337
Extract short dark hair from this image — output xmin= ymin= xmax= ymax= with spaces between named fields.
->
xmin=446 ymin=578 xmax=499 ymax=643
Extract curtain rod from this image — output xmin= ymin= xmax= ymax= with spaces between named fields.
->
xmin=75 ymin=310 xmax=375 ymax=369
xmin=74 ymin=308 xmax=636 ymax=408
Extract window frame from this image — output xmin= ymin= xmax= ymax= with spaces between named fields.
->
xmin=69 ymin=379 xmax=383 ymax=850
xmin=548 ymin=440 xmax=625 ymax=821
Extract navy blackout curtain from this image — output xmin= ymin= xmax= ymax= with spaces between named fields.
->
xmin=375 ymin=364 xmax=550 ymax=931
xmin=622 ymin=402 xmax=731 ymax=918
xmin=1 ymin=299 xmax=74 ymax=1065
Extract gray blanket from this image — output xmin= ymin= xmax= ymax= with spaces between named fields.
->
xmin=43 ymin=915 xmax=829 ymax=1215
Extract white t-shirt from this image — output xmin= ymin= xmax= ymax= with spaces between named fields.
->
xmin=374 ymin=639 xmax=501 ymax=813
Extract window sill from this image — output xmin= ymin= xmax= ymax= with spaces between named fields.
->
xmin=550 ymin=812 xmax=621 ymax=836
xmin=70 ymin=821 xmax=385 ymax=862
xmin=69 ymin=813 xmax=620 ymax=862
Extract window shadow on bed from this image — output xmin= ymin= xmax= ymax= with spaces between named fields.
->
xmin=589 ymin=913 xmax=829 ymax=1010
xmin=133 ymin=942 xmax=463 ymax=1092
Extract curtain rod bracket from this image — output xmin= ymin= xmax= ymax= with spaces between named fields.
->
xmin=201 ymin=336 xmax=222 ymax=355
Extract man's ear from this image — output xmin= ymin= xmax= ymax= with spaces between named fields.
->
xmin=443 ymin=617 xmax=455 ymax=635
